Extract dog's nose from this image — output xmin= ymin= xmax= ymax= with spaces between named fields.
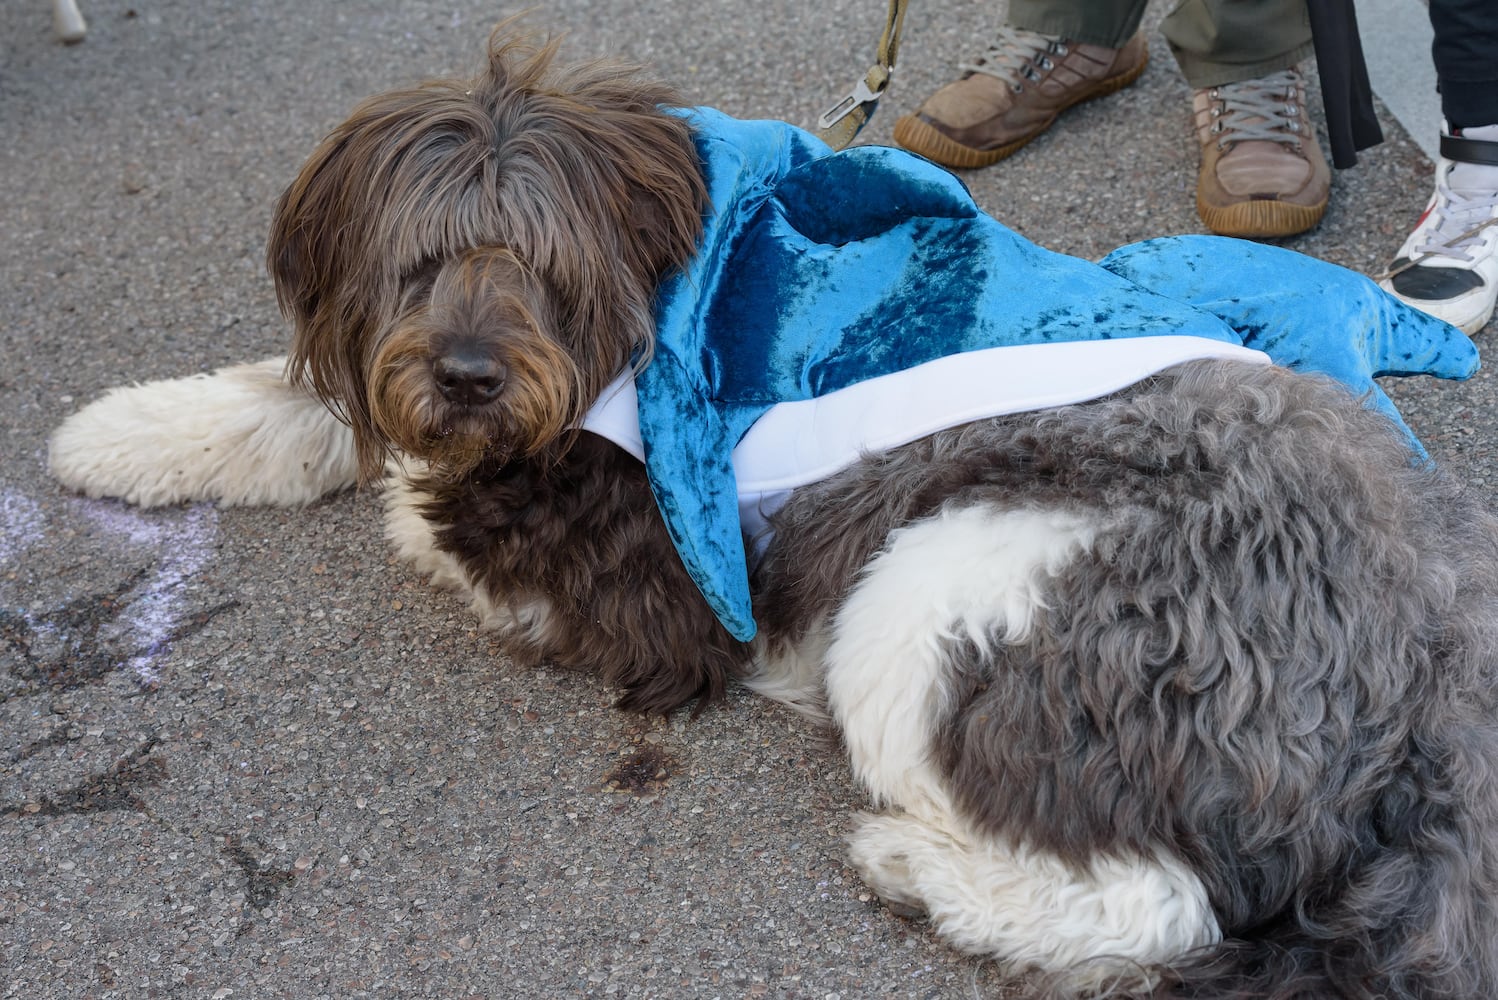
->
xmin=433 ymin=349 xmax=508 ymax=405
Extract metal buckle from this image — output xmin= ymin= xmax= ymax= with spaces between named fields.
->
xmin=818 ymin=73 xmax=889 ymax=130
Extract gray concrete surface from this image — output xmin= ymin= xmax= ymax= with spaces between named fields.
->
xmin=3 ymin=1 xmax=1495 ymax=998
xmin=1356 ymin=0 xmax=1440 ymax=161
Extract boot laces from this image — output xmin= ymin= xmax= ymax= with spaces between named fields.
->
xmin=1207 ymin=69 xmax=1306 ymax=150
xmin=959 ymin=26 xmax=1066 ymax=92
xmin=1412 ymin=172 xmax=1498 ymax=264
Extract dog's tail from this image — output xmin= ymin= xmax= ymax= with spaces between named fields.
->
xmin=49 ymin=357 xmax=359 ymax=507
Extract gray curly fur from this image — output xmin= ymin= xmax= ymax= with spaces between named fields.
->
xmin=756 ymin=359 xmax=1498 ymax=998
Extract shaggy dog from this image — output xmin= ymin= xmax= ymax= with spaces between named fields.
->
xmin=48 ymin=28 xmax=1498 ymax=998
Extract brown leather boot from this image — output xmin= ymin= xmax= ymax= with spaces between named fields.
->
xmin=1194 ymin=67 xmax=1330 ymax=238
xmin=893 ymin=27 xmax=1149 ymax=169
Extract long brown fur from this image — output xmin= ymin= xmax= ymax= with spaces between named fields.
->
xmin=263 ymin=24 xmax=737 ymax=713
xmin=269 ymin=22 xmax=707 ymax=480
xmin=411 ymin=436 xmax=752 ymax=713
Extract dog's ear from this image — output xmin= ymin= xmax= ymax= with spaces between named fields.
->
xmin=267 ymin=112 xmax=397 ymax=481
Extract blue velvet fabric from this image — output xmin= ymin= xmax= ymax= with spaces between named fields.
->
xmin=1096 ymin=237 xmax=1475 ymax=450
xmin=634 ymin=107 xmax=1478 ymax=641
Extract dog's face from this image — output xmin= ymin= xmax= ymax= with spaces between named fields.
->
xmin=266 ymin=27 xmax=707 ymax=480
xmin=365 ymin=247 xmax=579 ymax=472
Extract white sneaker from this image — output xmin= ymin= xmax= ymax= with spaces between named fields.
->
xmin=1380 ymin=123 xmax=1498 ymax=335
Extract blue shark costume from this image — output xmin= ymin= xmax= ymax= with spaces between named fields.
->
xmin=583 ymin=107 xmax=1478 ymax=642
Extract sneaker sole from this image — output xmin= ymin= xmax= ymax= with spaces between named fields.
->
xmin=1379 ymin=280 xmax=1496 ymax=335
xmin=1195 ymin=196 xmax=1327 ymax=240
xmin=892 ymin=50 xmax=1150 ymax=169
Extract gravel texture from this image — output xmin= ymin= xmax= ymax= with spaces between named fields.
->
xmin=3 ymin=1 xmax=1493 ymax=998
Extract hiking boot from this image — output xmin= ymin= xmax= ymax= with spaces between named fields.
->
xmin=892 ymin=27 xmax=1149 ymax=169
xmin=1379 ymin=123 xmax=1498 ymax=335
xmin=1194 ymin=67 xmax=1330 ymax=238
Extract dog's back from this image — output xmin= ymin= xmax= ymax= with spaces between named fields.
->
xmin=756 ymin=359 xmax=1498 ymax=998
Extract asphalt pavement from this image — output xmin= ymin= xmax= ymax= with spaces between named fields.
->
xmin=4 ymin=1 xmax=1494 ymax=998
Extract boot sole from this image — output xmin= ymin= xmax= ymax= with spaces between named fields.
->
xmin=892 ymin=51 xmax=1150 ymax=169
xmin=1195 ymin=196 xmax=1327 ymax=239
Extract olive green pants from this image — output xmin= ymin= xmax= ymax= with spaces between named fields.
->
xmin=1006 ymin=0 xmax=1313 ymax=88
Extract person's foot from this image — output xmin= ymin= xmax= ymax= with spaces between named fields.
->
xmin=1193 ymin=67 xmax=1329 ymax=238
xmin=1379 ymin=123 xmax=1498 ymax=335
xmin=892 ymin=27 xmax=1149 ymax=169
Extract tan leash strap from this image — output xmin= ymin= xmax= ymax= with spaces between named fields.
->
xmin=815 ymin=0 xmax=909 ymax=150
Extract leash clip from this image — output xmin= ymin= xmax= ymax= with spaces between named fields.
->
xmin=818 ymin=71 xmax=890 ymax=129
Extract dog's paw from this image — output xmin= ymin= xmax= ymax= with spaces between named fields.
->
xmin=846 ymin=811 xmax=931 ymax=920
xmin=848 ymin=810 xmax=1220 ymax=983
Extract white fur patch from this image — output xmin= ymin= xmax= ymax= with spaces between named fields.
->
xmin=825 ymin=503 xmax=1220 ymax=975
xmin=826 ymin=504 xmax=1096 ymax=813
xmin=848 ymin=811 xmax=1219 ymax=982
xmin=49 ymin=357 xmax=358 ymax=507
xmin=381 ymin=470 xmax=478 ymax=595
xmin=744 ymin=621 xmax=833 ymax=719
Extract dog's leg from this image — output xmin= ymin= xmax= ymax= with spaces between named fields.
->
xmin=380 ymin=471 xmax=555 ymax=637
xmin=49 ymin=357 xmax=358 ymax=507
xmin=828 ymin=504 xmax=1093 ymax=814
xmin=825 ymin=503 xmax=1219 ymax=979
xmin=847 ymin=812 xmax=1216 ymax=985
xmin=381 ymin=471 xmax=478 ymax=595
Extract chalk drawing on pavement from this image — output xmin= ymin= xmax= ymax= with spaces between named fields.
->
xmin=1 ymin=490 xmax=238 ymax=693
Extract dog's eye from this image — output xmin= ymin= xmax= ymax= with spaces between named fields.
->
xmin=392 ymin=259 xmax=443 ymax=315
xmin=403 ymin=258 xmax=442 ymax=286
xmin=397 ymin=259 xmax=445 ymax=305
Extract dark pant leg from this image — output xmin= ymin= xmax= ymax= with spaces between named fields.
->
xmin=1430 ymin=0 xmax=1498 ymax=127
xmin=1007 ymin=0 xmax=1149 ymax=48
